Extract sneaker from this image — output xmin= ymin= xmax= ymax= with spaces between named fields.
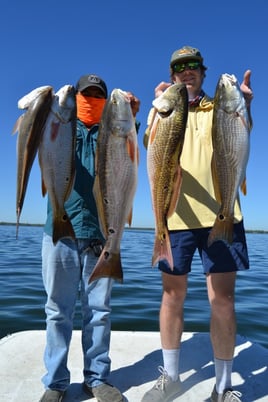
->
xmin=141 ymin=366 xmax=181 ymax=402
xmin=211 ymin=385 xmax=242 ymax=402
xmin=39 ymin=389 xmax=65 ymax=402
xmin=83 ymin=381 xmax=124 ymax=402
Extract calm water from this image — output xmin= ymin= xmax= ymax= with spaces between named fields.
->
xmin=0 ymin=225 xmax=267 ymax=349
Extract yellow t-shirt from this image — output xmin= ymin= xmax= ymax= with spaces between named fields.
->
xmin=144 ymin=95 xmax=243 ymax=230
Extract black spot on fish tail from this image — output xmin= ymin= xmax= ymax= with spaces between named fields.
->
xmin=52 ymin=212 xmax=75 ymax=245
xmin=207 ymin=214 xmax=234 ymax=247
xmin=89 ymin=249 xmax=123 ymax=284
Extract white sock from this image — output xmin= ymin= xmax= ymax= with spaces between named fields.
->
xmin=162 ymin=348 xmax=180 ymax=381
xmin=214 ymin=357 xmax=233 ymax=394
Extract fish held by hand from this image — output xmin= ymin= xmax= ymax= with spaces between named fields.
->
xmin=14 ymin=85 xmax=53 ymax=238
xmin=38 ymin=85 xmax=77 ymax=245
xmin=89 ymin=89 xmax=139 ymax=283
xmin=147 ymin=83 xmax=188 ymax=269
xmin=208 ymin=73 xmax=250 ymax=247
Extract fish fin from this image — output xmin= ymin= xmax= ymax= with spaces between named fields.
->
xmin=238 ymin=112 xmax=250 ymax=131
xmin=148 ymin=112 xmax=160 ymax=145
xmin=12 ymin=115 xmax=24 ymax=135
xmin=207 ymin=214 xmax=234 ymax=247
xmin=240 ymin=177 xmax=247 ymax=195
xmin=38 ymin=151 xmax=47 ymax=196
xmin=41 ymin=178 xmax=47 ymax=197
xmin=152 ymin=229 xmax=173 ymax=270
xmin=211 ymin=154 xmax=222 ymax=203
xmin=126 ymin=137 xmax=136 ymax=163
xmin=136 ymin=146 xmax=140 ymax=165
xmin=167 ymin=165 xmax=182 ymax=218
xmin=127 ymin=207 xmax=133 ymax=226
xmin=147 ymin=107 xmax=157 ymax=127
xmin=52 ymin=211 xmax=75 ymax=245
xmin=89 ymin=249 xmax=123 ymax=284
xmin=146 ymin=108 xmax=158 ymax=145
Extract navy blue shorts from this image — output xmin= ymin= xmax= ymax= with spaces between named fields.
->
xmin=159 ymin=221 xmax=249 ymax=275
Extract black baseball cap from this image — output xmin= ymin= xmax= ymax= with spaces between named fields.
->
xmin=75 ymin=74 xmax=108 ymax=98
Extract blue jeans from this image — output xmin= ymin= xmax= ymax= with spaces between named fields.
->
xmin=41 ymin=233 xmax=114 ymax=391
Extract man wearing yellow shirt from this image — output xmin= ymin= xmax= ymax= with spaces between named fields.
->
xmin=142 ymin=46 xmax=253 ymax=402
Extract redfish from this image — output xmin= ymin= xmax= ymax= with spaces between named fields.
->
xmin=89 ymin=89 xmax=139 ymax=283
xmin=13 ymin=86 xmax=53 ymax=238
xmin=147 ymin=84 xmax=188 ymax=269
xmin=38 ymin=85 xmax=76 ymax=245
xmin=208 ymin=73 xmax=250 ymax=247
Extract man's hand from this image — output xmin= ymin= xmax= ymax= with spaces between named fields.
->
xmin=127 ymin=92 xmax=140 ymax=117
xmin=241 ymin=70 xmax=253 ymax=106
xmin=155 ymin=81 xmax=171 ymax=98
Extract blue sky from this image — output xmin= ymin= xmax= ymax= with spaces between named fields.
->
xmin=1 ymin=0 xmax=267 ymax=230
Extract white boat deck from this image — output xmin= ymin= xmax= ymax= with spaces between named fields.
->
xmin=0 ymin=331 xmax=267 ymax=402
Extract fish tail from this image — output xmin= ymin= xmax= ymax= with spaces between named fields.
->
xmin=89 ymin=249 xmax=123 ymax=284
xmin=52 ymin=212 xmax=75 ymax=245
xmin=152 ymin=229 xmax=174 ymax=270
xmin=207 ymin=215 xmax=234 ymax=247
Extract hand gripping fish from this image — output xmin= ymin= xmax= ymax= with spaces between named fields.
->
xmin=208 ymin=73 xmax=251 ymax=247
xmin=89 ymin=89 xmax=139 ymax=283
xmin=147 ymin=84 xmax=188 ymax=269
xmin=38 ymin=85 xmax=76 ymax=245
xmin=13 ymin=86 xmax=53 ymax=238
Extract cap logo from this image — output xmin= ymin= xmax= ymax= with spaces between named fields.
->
xmin=88 ymin=75 xmax=101 ymax=84
xmin=179 ymin=48 xmax=192 ymax=55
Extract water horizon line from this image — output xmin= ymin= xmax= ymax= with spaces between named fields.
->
xmin=1 ymin=221 xmax=268 ymax=234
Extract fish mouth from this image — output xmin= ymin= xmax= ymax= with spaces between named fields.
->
xmin=158 ymin=110 xmax=173 ymax=118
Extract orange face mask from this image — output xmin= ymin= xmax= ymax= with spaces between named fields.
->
xmin=76 ymin=93 xmax=106 ymax=127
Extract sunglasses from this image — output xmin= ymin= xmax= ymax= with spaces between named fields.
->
xmin=173 ymin=61 xmax=201 ymax=73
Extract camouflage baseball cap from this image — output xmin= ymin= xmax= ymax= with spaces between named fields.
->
xmin=170 ymin=46 xmax=207 ymax=69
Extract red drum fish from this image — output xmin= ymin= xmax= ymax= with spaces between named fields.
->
xmin=13 ymin=86 xmax=53 ymax=238
xmin=89 ymin=89 xmax=139 ymax=283
xmin=208 ymin=73 xmax=250 ymax=247
xmin=38 ymin=85 xmax=76 ymax=245
xmin=147 ymin=84 xmax=188 ymax=269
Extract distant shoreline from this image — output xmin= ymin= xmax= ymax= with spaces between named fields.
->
xmin=1 ymin=222 xmax=267 ymax=234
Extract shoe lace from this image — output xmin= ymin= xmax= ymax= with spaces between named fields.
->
xmin=223 ymin=389 xmax=242 ymax=402
xmin=154 ymin=366 xmax=170 ymax=391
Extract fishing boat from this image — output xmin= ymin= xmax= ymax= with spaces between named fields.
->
xmin=1 ymin=330 xmax=267 ymax=401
